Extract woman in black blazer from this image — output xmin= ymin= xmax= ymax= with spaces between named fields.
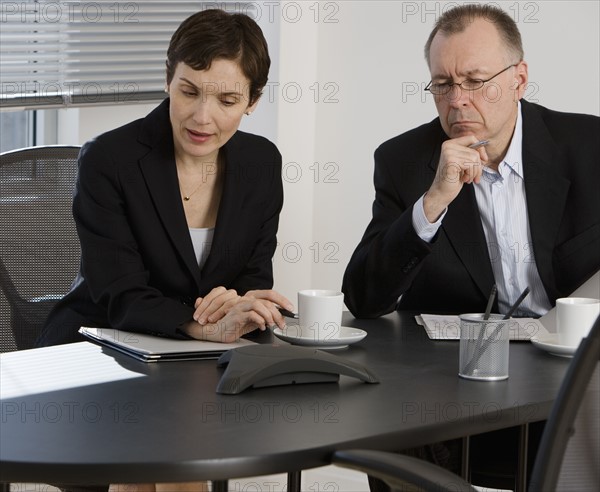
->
xmin=37 ymin=9 xmax=294 ymax=349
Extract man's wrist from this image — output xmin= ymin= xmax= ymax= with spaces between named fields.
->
xmin=423 ymin=191 xmax=448 ymax=223
xmin=413 ymin=193 xmax=445 ymax=242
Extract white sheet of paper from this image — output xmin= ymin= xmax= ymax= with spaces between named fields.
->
xmin=416 ymin=314 xmax=549 ymax=341
xmin=417 ymin=271 xmax=600 ymax=340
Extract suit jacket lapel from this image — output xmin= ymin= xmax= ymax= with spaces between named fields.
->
xmin=521 ymin=100 xmax=570 ymax=301
xmin=201 ymin=134 xmax=246 ymax=278
xmin=427 ymin=131 xmax=495 ymax=302
xmin=443 ymin=185 xmax=496 ymax=301
xmin=137 ymin=100 xmax=201 ymax=285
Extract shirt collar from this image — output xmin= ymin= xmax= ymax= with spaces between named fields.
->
xmin=498 ymin=101 xmax=524 ymax=179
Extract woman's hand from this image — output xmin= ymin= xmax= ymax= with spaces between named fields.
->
xmin=183 ymin=289 xmax=294 ymax=343
xmin=193 ymin=286 xmax=240 ymax=325
xmin=244 ymin=289 xmax=295 ymax=328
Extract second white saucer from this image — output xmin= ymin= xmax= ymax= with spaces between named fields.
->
xmin=273 ymin=326 xmax=367 ymax=350
xmin=530 ymin=333 xmax=576 ymax=358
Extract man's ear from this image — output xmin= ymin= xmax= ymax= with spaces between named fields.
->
xmin=513 ymin=60 xmax=529 ymax=100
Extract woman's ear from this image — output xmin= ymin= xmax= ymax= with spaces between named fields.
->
xmin=245 ymin=95 xmax=261 ymax=115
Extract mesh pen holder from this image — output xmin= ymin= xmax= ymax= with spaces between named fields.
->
xmin=459 ymin=313 xmax=509 ymax=381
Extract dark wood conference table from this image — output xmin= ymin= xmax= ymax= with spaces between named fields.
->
xmin=0 ymin=312 xmax=570 ymax=489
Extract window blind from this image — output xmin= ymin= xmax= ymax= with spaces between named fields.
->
xmin=0 ymin=0 xmax=257 ymax=110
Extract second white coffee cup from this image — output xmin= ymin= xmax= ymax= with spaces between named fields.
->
xmin=298 ymin=289 xmax=344 ymax=341
xmin=556 ymin=297 xmax=600 ymax=347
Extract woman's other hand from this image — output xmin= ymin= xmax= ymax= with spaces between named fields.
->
xmin=193 ymin=286 xmax=240 ymax=325
xmin=183 ymin=289 xmax=294 ymax=343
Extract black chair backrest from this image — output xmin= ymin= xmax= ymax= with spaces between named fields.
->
xmin=529 ymin=313 xmax=600 ymax=491
xmin=0 ymin=145 xmax=81 ymax=352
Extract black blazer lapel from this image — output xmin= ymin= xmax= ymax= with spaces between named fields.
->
xmin=443 ymin=185 xmax=496 ymax=302
xmin=426 ymin=142 xmax=495 ymax=302
xmin=137 ymin=101 xmax=201 ymax=285
xmin=201 ymin=134 xmax=248 ymax=277
xmin=521 ymin=100 xmax=570 ymax=301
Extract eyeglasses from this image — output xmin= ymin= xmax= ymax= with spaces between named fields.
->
xmin=425 ymin=64 xmax=518 ymax=95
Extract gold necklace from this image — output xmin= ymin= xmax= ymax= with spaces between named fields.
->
xmin=177 ymin=155 xmax=221 ymax=201
xmin=180 ymin=180 xmax=203 ymax=201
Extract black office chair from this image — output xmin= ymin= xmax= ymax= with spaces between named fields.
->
xmin=333 ymin=314 xmax=600 ymax=492
xmin=0 ymin=145 xmax=81 ymax=353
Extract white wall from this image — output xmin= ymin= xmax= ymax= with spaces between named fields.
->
xmin=67 ymin=1 xmax=600 ymax=308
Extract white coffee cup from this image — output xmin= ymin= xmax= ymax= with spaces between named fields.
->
xmin=556 ymin=297 xmax=600 ymax=347
xmin=297 ymin=289 xmax=344 ymax=341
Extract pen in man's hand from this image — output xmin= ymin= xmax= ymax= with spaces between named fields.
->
xmin=278 ymin=307 xmax=299 ymax=319
xmin=468 ymin=140 xmax=490 ymax=149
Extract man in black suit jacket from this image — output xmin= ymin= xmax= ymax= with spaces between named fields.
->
xmin=343 ymin=4 xmax=599 ymax=491
xmin=343 ymin=7 xmax=599 ymax=320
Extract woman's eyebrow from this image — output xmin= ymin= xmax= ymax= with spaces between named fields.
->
xmin=179 ymin=77 xmax=244 ymax=97
xmin=179 ymin=77 xmax=199 ymax=89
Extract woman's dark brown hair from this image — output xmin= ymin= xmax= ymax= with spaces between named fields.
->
xmin=166 ymin=9 xmax=270 ymax=105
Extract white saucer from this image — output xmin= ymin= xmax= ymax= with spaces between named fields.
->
xmin=530 ymin=333 xmax=577 ymax=358
xmin=273 ymin=326 xmax=367 ymax=350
